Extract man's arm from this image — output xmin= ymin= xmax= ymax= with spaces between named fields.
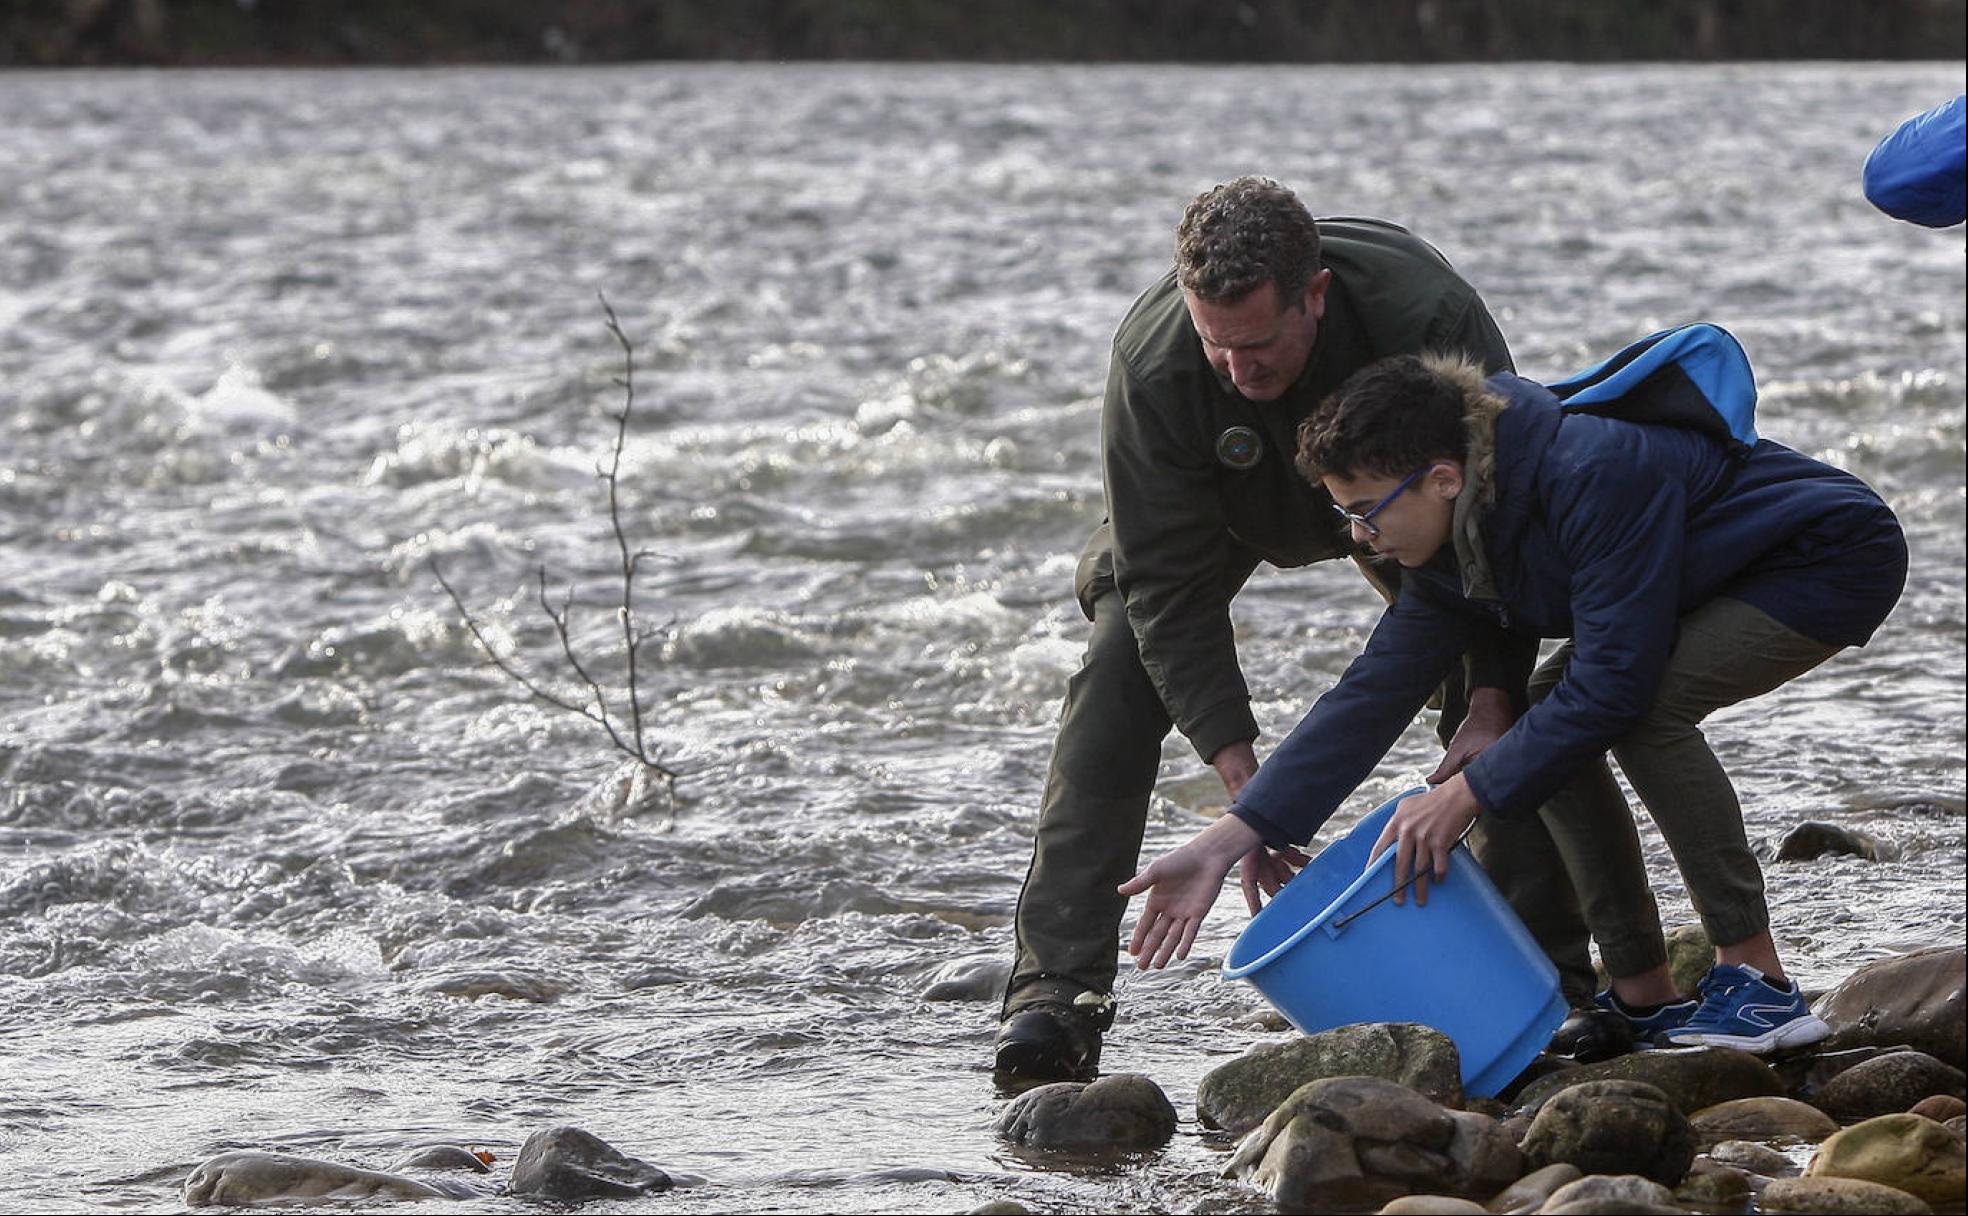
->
xmin=1101 ymin=351 xmax=1258 ymax=764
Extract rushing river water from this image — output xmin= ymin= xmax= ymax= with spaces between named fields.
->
xmin=1 ymin=61 xmax=1962 ymax=1214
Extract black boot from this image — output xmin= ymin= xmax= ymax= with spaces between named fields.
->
xmin=1547 ymin=1005 xmax=1638 ymax=1063
xmin=993 ymin=992 xmax=1113 ymax=1081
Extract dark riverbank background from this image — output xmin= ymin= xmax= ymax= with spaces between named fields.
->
xmin=8 ymin=0 xmax=1967 ymax=67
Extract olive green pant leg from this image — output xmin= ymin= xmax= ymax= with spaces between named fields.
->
xmin=1003 ymin=584 xmax=1170 ymax=1015
xmin=1516 ymin=646 xmax=1671 ymax=982
xmin=1467 ymin=797 xmax=1602 ymax=1004
xmin=1005 ymin=533 xmax=1263 ymax=1017
xmin=1608 ymin=598 xmax=1839 ymax=952
xmin=1509 ymin=598 xmax=1840 ymax=982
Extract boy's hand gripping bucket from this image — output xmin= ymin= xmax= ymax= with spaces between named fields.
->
xmin=1221 ymin=788 xmax=1567 ymax=1098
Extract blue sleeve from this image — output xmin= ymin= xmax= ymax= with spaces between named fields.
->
xmin=1461 ymin=439 xmax=1686 ymax=816
xmin=1863 ymin=95 xmax=1967 ymax=228
xmin=1230 ymin=582 xmax=1471 ymax=847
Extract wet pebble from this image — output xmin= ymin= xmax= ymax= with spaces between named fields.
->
xmin=1514 ymin=1045 xmax=1783 ymax=1117
xmin=1815 ymin=1049 xmax=1967 ymax=1123
xmin=1912 ymin=1094 xmax=1967 ymax=1123
xmin=1373 ymin=1196 xmax=1486 ymax=1213
xmin=1483 ymin=1160 xmax=1581 ymax=1212
xmin=1817 ymin=945 xmax=1966 ymax=1069
xmin=1775 ymin=820 xmax=1890 ymax=862
xmin=1805 ymin=1112 xmax=1967 ymax=1203
xmin=1224 ymin=1075 xmax=1518 ymax=1212
xmin=1689 ymin=1094 xmax=1839 ymax=1145
xmin=1674 ymin=1156 xmax=1756 ymax=1207
xmin=183 ymin=1152 xmax=444 ymax=1206
xmin=1762 ymin=1174 xmax=1935 ymax=1214
xmin=388 ymin=1144 xmax=490 ymax=1173
xmin=994 ymin=1074 xmax=1175 ymax=1151
xmin=1708 ymin=1138 xmax=1802 ymax=1176
xmin=508 ymin=1126 xmax=673 ymax=1201
xmin=1539 ymin=1173 xmax=1677 ymax=1212
xmin=1521 ymin=1080 xmax=1694 ymax=1185
xmin=1195 ymin=1021 xmax=1462 ymax=1137
xmin=919 ymin=955 xmax=1010 ymax=1002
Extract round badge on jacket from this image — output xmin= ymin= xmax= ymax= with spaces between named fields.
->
xmin=1216 ymin=426 xmax=1263 ymax=469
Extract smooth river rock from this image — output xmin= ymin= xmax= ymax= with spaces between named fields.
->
xmin=183 ymin=1152 xmax=445 ymax=1206
xmin=1539 ymin=1173 xmax=1678 ymax=1213
xmin=388 ymin=1145 xmax=491 ymax=1173
xmin=1513 ymin=1044 xmax=1783 ymax=1116
xmin=1774 ymin=1044 xmax=1909 ymax=1104
xmin=1761 ymin=1174 xmax=1936 ymax=1214
xmin=508 ymin=1126 xmax=673 ymax=1201
xmin=1814 ymin=1049 xmax=1967 ymax=1122
xmin=1520 ymin=1080 xmax=1695 ymax=1185
xmin=1224 ymin=1076 xmax=1518 ymax=1212
xmin=1708 ymin=1138 xmax=1803 ymax=1176
xmin=1688 ymin=1094 xmax=1840 ymax=1145
xmin=1775 ymin=820 xmax=1890 ymax=862
xmin=1374 ymin=1196 xmax=1487 ymax=1214
xmin=1196 ymin=1022 xmax=1463 ymax=1137
xmin=920 ymin=955 xmax=1011 ymax=1002
xmin=1675 ymin=1156 xmax=1756 ymax=1207
xmin=1805 ymin=1112 xmax=1967 ymax=1203
xmin=1483 ymin=1161 xmax=1581 ymax=1213
xmin=1913 ymin=1094 xmax=1968 ymax=1123
xmin=994 ymin=1073 xmax=1176 ymax=1151
xmin=1816 ymin=945 xmax=1967 ymax=1069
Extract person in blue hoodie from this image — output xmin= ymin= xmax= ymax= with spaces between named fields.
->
xmin=1118 ymin=329 xmax=1908 ymax=1053
xmin=1863 ymin=94 xmax=1966 ymax=228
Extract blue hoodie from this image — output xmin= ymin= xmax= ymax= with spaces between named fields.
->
xmin=1232 ymin=373 xmax=1907 ymax=846
xmin=1863 ymin=95 xmax=1967 ymax=228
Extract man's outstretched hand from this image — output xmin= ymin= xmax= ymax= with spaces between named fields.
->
xmin=1118 ymin=814 xmax=1263 ymax=970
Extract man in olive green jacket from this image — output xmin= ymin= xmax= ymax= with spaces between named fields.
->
xmin=996 ymin=177 xmax=1594 ymax=1080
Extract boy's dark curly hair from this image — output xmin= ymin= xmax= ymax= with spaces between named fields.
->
xmin=1297 ymin=354 xmax=1473 ymax=482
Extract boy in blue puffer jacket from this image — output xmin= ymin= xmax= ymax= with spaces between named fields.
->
xmin=1118 ymin=330 xmax=1907 ymax=1053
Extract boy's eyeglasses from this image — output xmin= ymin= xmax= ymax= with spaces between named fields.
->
xmin=1332 ymin=465 xmax=1432 ymax=538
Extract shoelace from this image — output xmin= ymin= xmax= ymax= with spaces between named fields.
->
xmin=1682 ymin=970 xmax=1752 ymax=1028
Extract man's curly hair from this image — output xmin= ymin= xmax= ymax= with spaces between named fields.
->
xmin=1175 ymin=176 xmax=1322 ymax=306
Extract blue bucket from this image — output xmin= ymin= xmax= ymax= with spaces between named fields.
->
xmin=1221 ymin=788 xmax=1567 ymax=1098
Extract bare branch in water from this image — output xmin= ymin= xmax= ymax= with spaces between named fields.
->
xmin=599 ymin=292 xmax=650 ymax=762
xmin=428 ymin=295 xmax=677 ymax=795
xmin=533 ymin=566 xmax=638 ymax=762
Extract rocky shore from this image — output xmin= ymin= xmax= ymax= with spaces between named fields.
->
xmin=993 ymin=944 xmax=1966 ymax=1215
xmin=179 ymin=944 xmax=1964 ymax=1213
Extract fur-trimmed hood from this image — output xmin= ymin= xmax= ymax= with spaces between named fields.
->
xmin=1418 ymin=352 xmax=1509 ymax=602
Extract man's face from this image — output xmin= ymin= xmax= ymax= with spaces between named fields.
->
xmin=1321 ymin=462 xmax=1462 ymax=568
xmin=1183 ymin=270 xmax=1331 ymax=402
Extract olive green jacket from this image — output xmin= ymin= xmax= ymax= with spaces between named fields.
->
xmin=1086 ymin=217 xmax=1513 ymax=762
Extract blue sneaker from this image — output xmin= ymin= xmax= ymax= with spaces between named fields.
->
xmin=1595 ymin=988 xmax=1699 ymax=1040
xmin=1657 ymin=963 xmax=1830 ymax=1053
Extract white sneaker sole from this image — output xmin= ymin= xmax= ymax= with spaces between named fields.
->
xmin=1661 ymin=1012 xmax=1831 ymax=1054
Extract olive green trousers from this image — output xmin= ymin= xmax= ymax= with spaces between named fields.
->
xmin=1508 ymin=596 xmax=1841 ymax=979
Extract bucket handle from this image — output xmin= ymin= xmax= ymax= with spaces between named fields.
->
xmin=1322 ymin=818 xmax=1478 ymax=937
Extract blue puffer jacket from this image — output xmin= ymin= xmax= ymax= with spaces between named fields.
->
xmin=1863 ymin=94 xmax=1967 ymax=228
xmin=1232 ymin=373 xmax=1907 ymax=846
